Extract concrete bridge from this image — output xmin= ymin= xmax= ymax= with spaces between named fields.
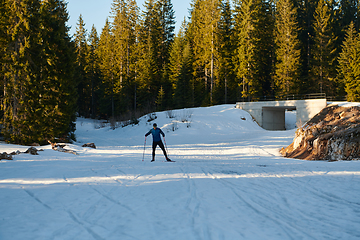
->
xmin=236 ymin=99 xmax=327 ymax=130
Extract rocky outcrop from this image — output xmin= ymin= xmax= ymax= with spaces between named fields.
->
xmin=280 ymin=105 xmax=360 ymax=161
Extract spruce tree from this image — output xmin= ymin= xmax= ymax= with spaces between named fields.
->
xmin=126 ymin=0 xmax=140 ymax=113
xmin=169 ymin=20 xmax=193 ymax=108
xmin=233 ymin=0 xmax=261 ymax=100
xmin=154 ymin=0 xmax=175 ymax=110
xmin=156 ymin=0 xmax=175 ymax=68
xmin=97 ymin=19 xmax=115 ymax=118
xmin=0 ymin=0 xmax=6 ymax=62
xmin=135 ymin=0 xmax=175 ymax=110
xmin=137 ymin=0 xmax=158 ymax=110
xmin=256 ymin=0 xmax=275 ymax=97
xmin=311 ymin=0 xmax=337 ymax=95
xmin=0 ymin=0 xmax=8 ymax=108
xmin=2 ymin=0 xmax=77 ymax=144
xmin=339 ymin=0 xmax=358 ymax=30
xmin=2 ymin=0 xmax=41 ymax=144
xmin=111 ymin=0 xmax=139 ymax=114
xmin=188 ymin=0 xmax=221 ymax=105
xmin=111 ymin=0 xmax=128 ymax=88
xmin=338 ymin=22 xmax=360 ymax=101
xmin=74 ymin=14 xmax=90 ymax=117
xmin=274 ymin=0 xmax=301 ymax=96
xmin=295 ymin=0 xmax=317 ymax=93
xmin=39 ymin=0 xmax=77 ymax=143
xmin=216 ymin=0 xmax=235 ymax=104
xmin=87 ymin=25 xmax=101 ymax=118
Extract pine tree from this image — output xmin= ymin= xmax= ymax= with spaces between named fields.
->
xmin=338 ymin=22 xmax=360 ymax=101
xmin=274 ymin=0 xmax=301 ymax=96
xmin=311 ymin=0 xmax=337 ymax=95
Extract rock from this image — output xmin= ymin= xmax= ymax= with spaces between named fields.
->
xmin=281 ymin=105 xmax=360 ymax=161
xmin=25 ymin=147 xmax=39 ymax=155
xmin=82 ymin=143 xmax=96 ymax=149
xmin=0 ymin=152 xmax=13 ymax=160
xmin=10 ymin=150 xmax=21 ymax=155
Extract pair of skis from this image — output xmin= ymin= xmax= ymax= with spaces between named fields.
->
xmin=142 ymin=137 xmax=175 ymax=162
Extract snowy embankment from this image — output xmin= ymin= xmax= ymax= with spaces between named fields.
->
xmin=0 ymin=104 xmax=359 ymax=240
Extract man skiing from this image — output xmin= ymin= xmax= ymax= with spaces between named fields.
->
xmin=145 ymin=123 xmax=172 ymax=162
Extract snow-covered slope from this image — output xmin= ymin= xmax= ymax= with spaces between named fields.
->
xmin=1 ymin=104 xmax=359 ymax=240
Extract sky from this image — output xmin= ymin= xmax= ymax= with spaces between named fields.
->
xmin=66 ymin=0 xmax=192 ymax=37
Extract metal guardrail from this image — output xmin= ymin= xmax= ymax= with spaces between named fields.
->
xmin=238 ymin=93 xmax=328 ymax=102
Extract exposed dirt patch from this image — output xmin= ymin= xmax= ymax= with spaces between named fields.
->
xmin=280 ymin=105 xmax=360 ymax=161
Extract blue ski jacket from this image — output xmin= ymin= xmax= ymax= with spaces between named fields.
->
xmin=145 ymin=127 xmax=165 ymax=142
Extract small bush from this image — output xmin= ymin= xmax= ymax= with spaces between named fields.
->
xmin=166 ymin=110 xmax=176 ymax=118
xmin=147 ymin=113 xmax=157 ymax=122
xmin=180 ymin=110 xmax=193 ymax=122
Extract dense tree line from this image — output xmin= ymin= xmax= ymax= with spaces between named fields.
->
xmin=1 ymin=0 xmax=360 ymax=144
xmin=75 ymin=0 xmax=360 ymax=120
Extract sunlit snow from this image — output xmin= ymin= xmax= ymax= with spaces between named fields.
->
xmin=1 ymin=104 xmax=359 ymax=240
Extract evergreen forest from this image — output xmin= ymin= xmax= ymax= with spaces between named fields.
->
xmin=1 ymin=0 xmax=360 ymax=145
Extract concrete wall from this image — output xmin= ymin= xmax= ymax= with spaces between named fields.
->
xmin=262 ymin=107 xmax=287 ymax=130
xmin=236 ymin=99 xmax=327 ymax=130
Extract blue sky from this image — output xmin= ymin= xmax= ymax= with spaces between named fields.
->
xmin=66 ymin=0 xmax=191 ymax=37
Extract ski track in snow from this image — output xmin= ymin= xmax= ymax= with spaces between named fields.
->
xmin=1 ymin=104 xmax=360 ymax=240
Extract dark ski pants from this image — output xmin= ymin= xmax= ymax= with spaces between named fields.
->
xmin=152 ymin=140 xmax=168 ymax=160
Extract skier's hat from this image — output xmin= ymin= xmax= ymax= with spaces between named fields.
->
xmin=153 ymin=123 xmax=157 ymax=127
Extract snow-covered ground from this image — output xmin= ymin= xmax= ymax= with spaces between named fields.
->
xmin=1 ymin=104 xmax=359 ymax=240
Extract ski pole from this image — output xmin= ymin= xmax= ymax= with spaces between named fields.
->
xmin=163 ymin=136 xmax=169 ymax=157
xmin=142 ymin=137 xmax=147 ymax=161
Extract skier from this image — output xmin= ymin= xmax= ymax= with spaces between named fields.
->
xmin=145 ymin=123 xmax=172 ymax=162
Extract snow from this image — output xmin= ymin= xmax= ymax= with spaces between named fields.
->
xmin=1 ymin=104 xmax=360 ymax=240
xmin=285 ymin=110 xmax=297 ymax=130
